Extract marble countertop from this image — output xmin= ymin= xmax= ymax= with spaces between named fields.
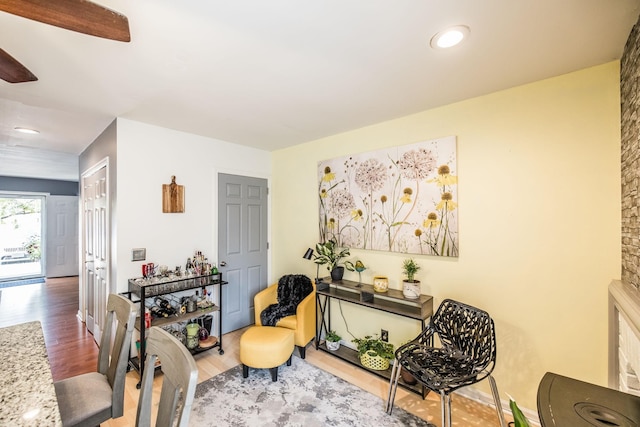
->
xmin=0 ymin=321 xmax=62 ymax=426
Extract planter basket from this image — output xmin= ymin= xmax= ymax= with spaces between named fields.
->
xmin=360 ymin=351 xmax=390 ymax=371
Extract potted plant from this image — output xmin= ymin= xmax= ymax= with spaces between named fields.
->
xmin=397 ymin=340 xmax=418 ymax=385
xmin=509 ymin=395 xmax=531 ymax=427
xmin=402 ymin=258 xmax=421 ymax=299
xmin=325 ymin=330 xmax=342 ymax=351
xmin=352 ymin=335 xmax=395 ymax=371
xmin=314 ymin=238 xmax=354 ymax=281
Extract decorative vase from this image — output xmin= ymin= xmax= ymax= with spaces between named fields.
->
xmin=400 ymin=368 xmax=418 ymax=385
xmin=326 ymin=340 xmax=340 ymax=351
xmin=360 ymin=351 xmax=390 ymax=371
xmin=402 ymin=280 xmax=421 ymax=299
xmin=186 ymin=323 xmax=200 ymax=349
xmin=331 ymin=266 xmax=344 ymax=281
xmin=373 ymin=276 xmax=389 ymax=293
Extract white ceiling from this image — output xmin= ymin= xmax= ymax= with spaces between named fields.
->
xmin=1 ymin=0 xmax=639 ymax=181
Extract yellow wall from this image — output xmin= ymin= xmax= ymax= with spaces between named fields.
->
xmin=271 ymin=61 xmax=621 ymax=410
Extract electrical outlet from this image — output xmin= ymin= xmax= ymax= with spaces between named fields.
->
xmin=381 ymin=329 xmax=388 ymax=342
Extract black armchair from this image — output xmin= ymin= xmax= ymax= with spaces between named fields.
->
xmin=385 ymin=299 xmax=506 ymax=427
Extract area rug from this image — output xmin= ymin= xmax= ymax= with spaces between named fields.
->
xmin=0 ymin=277 xmax=44 ymax=289
xmin=190 ymin=356 xmax=433 ymax=427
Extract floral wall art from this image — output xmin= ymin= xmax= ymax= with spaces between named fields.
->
xmin=318 ymin=136 xmax=458 ymax=257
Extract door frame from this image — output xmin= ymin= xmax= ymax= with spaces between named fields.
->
xmin=212 ymin=168 xmax=272 ymax=280
xmin=79 ymin=157 xmax=111 ymax=323
xmin=0 ymin=191 xmax=47 ymax=280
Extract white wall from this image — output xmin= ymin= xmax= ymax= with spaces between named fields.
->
xmin=114 ymin=118 xmax=271 ymax=293
xmin=271 ymin=62 xmax=622 ymax=412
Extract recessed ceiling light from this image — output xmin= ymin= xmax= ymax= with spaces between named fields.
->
xmin=14 ymin=127 xmax=40 ymax=135
xmin=430 ymin=25 xmax=470 ymax=49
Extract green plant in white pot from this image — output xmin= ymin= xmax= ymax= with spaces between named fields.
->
xmin=325 ymin=330 xmax=342 ymax=351
xmin=402 ymin=258 xmax=422 ymax=299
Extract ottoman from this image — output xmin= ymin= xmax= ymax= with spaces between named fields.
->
xmin=240 ymin=326 xmax=294 ymax=382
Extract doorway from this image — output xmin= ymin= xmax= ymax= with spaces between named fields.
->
xmin=81 ymin=162 xmax=109 ymax=344
xmin=218 ymin=173 xmax=268 ymax=333
xmin=45 ymin=195 xmax=79 ymax=278
xmin=0 ymin=194 xmax=44 ymax=282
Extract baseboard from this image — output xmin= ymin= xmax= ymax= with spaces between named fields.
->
xmin=456 ymin=386 xmax=541 ymax=426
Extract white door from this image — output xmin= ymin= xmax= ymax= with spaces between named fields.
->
xmin=82 ymin=165 xmax=108 ymax=342
xmin=46 ymin=195 xmax=79 ymax=278
xmin=218 ymin=173 xmax=268 ymax=333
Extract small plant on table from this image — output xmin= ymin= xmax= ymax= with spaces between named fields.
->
xmin=352 ymin=335 xmax=394 ymax=370
xmin=325 ymin=330 xmax=342 ymax=350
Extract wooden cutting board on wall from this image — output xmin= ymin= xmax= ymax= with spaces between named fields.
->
xmin=162 ymin=176 xmax=184 ymax=213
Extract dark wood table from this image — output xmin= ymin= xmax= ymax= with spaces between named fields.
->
xmin=315 ymin=277 xmax=433 ymax=397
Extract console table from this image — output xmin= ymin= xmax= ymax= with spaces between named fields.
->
xmin=315 ymin=278 xmax=433 ymax=396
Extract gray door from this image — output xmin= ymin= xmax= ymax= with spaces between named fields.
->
xmin=45 ymin=195 xmax=79 ymax=278
xmin=218 ymin=173 xmax=268 ymax=333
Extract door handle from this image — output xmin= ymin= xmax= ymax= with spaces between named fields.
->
xmin=219 ymin=261 xmax=227 ymax=267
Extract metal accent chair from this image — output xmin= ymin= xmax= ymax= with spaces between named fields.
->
xmin=385 ymin=299 xmax=507 ymax=427
xmin=54 ymin=293 xmax=136 ymax=427
xmin=136 ymin=326 xmax=198 ymax=427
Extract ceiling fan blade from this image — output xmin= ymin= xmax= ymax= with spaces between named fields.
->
xmin=0 ymin=48 xmax=37 ymax=83
xmin=0 ymin=0 xmax=130 ymax=42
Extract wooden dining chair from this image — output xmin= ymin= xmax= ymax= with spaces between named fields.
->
xmin=135 ymin=326 xmax=198 ymax=427
xmin=54 ymin=293 xmax=136 ymax=427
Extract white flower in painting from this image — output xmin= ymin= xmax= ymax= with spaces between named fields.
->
xmin=355 ymin=159 xmax=387 ymax=193
xmin=396 ymin=148 xmax=436 ymax=181
xmin=329 ymin=189 xmax=356 ymax=219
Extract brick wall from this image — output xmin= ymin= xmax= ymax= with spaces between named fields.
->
xmin=621 ymin=17 xmax=640 ymax=289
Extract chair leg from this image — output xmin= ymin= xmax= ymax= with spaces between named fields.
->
xmin=440 ymin=391 xmax=452 ymax=427
xmin=269 ymin=367 xmax=278 ymax=382
xmin=286 ymin=355 xmax=292 ymax=366
xmin=385 ymin=359 xmax=402 ymax=415
xmin=488 ymin=375 xmax=508 ymax=427
xmin=242 ymin=364 xmax=249 ymax=378
xmin=297 ymin=345 xmax=306 ymax=359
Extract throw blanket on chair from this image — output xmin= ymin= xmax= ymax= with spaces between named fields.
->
xmin=260 ymin=274 xmax=313 ymax=327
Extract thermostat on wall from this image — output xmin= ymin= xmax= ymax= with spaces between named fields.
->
xmin=131 ymin=248 xmax=146 ymax=262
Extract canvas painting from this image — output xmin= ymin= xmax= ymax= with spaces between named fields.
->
xmin=318 ymin=136 xmax=458 ymax=257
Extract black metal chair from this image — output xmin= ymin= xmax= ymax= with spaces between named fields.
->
xmin=385 ymin=299 xmax=506 ymax=427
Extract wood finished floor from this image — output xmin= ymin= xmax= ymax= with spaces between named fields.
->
xmin=0 ymin=277 xmax=510 ymax=426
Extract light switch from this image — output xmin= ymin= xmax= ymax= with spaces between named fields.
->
xmin=132 ymin=248 xmax=146 ymax=261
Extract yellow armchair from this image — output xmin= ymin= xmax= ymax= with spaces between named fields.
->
xmin=254 ymin=282 xmax=316 ymax=358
